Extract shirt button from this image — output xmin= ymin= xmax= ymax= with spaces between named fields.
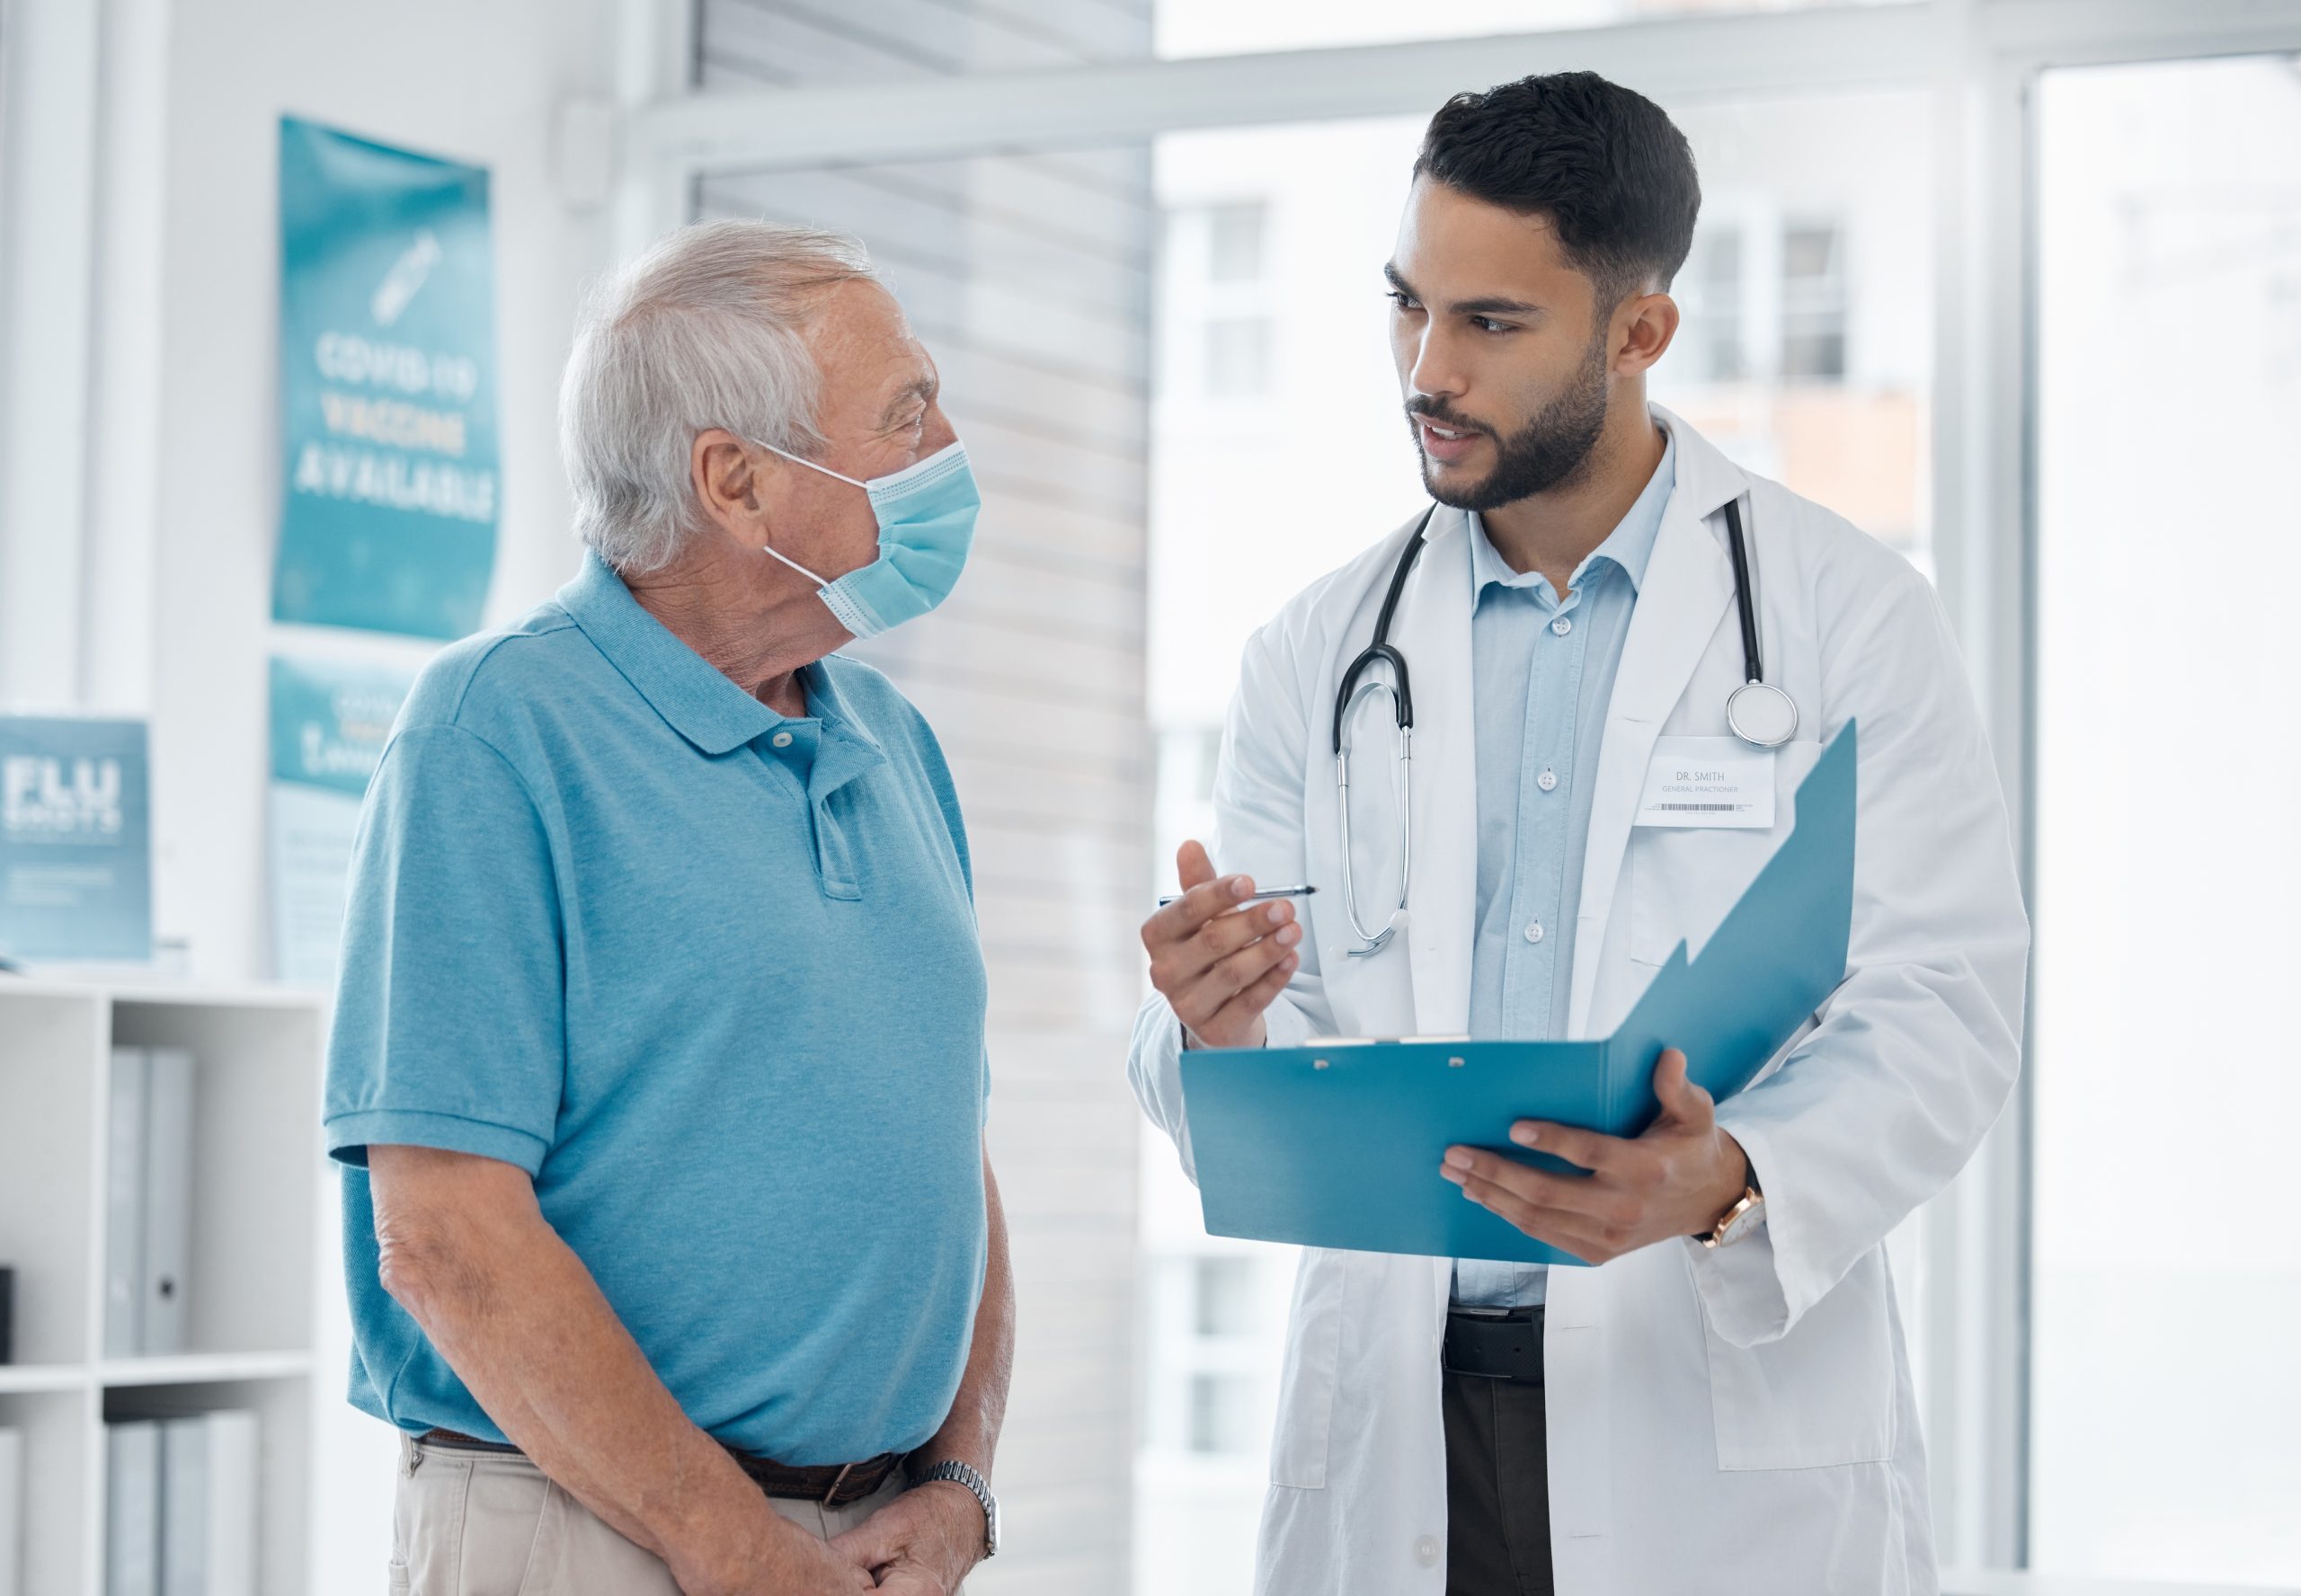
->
xmin=1536 ymin=767 xmax=1559 ymax=793
xmin=1524 ymin=921 xmax=1545 ymax=944
xmin=1414 ymin=1535 xmax=1441 ymax=1568
xmin=771 ymin=732 xmax=794 ymax=749
xmin=1550 ymin=616 xmax=1572 ymax=636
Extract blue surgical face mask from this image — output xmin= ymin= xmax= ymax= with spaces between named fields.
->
xmin=753 ymin=438 xmax=980 ymax=641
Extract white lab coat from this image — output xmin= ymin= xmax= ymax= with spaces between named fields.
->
xmin=1127 ymin=407 xmax=2030 ymax=1596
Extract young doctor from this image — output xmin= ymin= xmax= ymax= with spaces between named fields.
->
xmin=1128 ymin=73 xmax=2028 ymax=1596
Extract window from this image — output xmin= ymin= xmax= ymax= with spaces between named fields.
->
xmin=1684 ymin=224 xmax=1749 ymax=382
xmin=1194 ymin=1256 xmax=1258 ymax=1336
xmin=1188 ymin=1373 xmax=1258 ymax=1454
xmin=1780 ymin=218 xmax=1848 ymax=378
xmin=1204 ymin=201 xmax=1266 ymax=283
xmin=2030 ymin=52 xmax=2301 ymax=1588
xmin=1164 ymin=200 xmax=1275 ymax=399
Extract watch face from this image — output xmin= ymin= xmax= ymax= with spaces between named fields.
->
xmin=1718 ymin=1196 xmax=1765 ymax=1247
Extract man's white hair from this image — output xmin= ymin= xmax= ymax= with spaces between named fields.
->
xmin=560 ymin=218 xmax=879 ymax=573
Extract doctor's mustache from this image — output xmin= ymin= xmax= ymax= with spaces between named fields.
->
xmin=1403 ymin=397 xmax=1497 ymax=438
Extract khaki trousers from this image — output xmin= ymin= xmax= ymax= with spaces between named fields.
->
xmin=388 ymin=1432 xmax=909 ymax=1596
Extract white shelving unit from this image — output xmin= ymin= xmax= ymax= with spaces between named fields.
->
xmin=0 ymin=978 xmax=324 ymax=1596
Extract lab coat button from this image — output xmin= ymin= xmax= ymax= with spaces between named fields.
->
xmin=1550 ymin=616 xmax=1572 ymax=636
xmin=1414 ymin=1535 xmax=1440 ymax=1568
xmin=1524 ymin=921 xmax=1545 ymax=944
xmin=771 ymin=732 xmax=794 ymax=749
xmin=1536 ymin=767 xmax=1559 ymax=793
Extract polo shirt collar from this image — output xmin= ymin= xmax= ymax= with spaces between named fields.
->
xmin=557 ymin=551 xmax=788 ymax=757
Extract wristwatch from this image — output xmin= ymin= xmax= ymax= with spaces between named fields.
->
xmin=911 ymin=1459 xmax=999 ymax=1560
xmin=1698 ymin=1184 xmax=1765 ymax=1247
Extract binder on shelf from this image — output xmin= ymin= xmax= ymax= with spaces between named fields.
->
xmin=0 ymin=1425 xmax=22 ymax=1596
xmin=106 ymin=1421 xmax=162 ymax=1596
xmin=205 ymin=1412 xmax=259 ymax=1596
xmin=160 ymin=1412 xmax=257 ymax=1596
xmin=105 ymin=1048 xmax=149 ymax=1359
xmin=140 ymin=1049 xmax=196 ymax=1358
xmin=159 ymin=1419 xmax=202 ymax=1596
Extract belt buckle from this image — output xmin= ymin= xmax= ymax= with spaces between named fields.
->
xmin=821 ymin=1459 xmax=857 ymax=1508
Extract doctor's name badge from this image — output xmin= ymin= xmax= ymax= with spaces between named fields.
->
xmin=1634 ymin=736 xmax=1776 ymax=829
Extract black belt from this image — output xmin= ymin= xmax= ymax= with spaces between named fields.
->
xmin=1443 ymin=1306 xmax=1545 ymax=1385
xmin=418 ymin=1429 xmax=906 ymax=1508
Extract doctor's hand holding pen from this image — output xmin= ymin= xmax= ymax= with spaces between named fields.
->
xmin=1143 ymin=841 xmax=1306 ymax=1051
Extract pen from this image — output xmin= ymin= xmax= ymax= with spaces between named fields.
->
xmin=1157 ymin=883 xmax=1319 ymax=909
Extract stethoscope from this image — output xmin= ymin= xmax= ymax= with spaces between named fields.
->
xmin=1333 ymin=494 xmax=1798 ymax=958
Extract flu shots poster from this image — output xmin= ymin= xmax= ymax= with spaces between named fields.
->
xmin=0 ymin=715 xmax=152 ymax=963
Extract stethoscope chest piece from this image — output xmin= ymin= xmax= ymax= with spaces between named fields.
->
xmin=1726 ymin=678 xmax=1799 ymax=749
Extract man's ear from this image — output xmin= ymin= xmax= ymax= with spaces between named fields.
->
xmin=691 ymin=429 xmax=765 ymax=530
xmin=1612 ymin=292 xmax=1681 ymax=376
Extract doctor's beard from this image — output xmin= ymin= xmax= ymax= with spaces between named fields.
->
xmin=1409 ymin=325 xmax=1612 ymax=512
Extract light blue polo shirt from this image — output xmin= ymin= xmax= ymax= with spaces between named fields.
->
xmin=324 ymin=551 xmax=991 ymax=1465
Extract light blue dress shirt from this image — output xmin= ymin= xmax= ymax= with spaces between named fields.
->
xmin=1453 ymin=430 xmax=1677 ymax=1309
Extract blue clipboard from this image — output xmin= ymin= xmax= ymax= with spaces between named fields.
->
xmin=1178 ymin=722 xmax=1858 ymax=1265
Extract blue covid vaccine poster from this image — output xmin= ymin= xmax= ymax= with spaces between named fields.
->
xmin=274 ymin=116 xmax=500 ymax=640
xmin=0 ymin=715 xmax=153 ymax=964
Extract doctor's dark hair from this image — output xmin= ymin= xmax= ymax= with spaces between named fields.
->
xmin=1414 ymin=72 xmax=1701 ymax=315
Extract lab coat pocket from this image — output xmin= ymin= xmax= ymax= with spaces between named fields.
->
xmin=1700 ymin=1248 xmax=1896 ymax=1469
xmin=1268 ymin=1248 xmax=1354 ymax=1488
xmin=1630 ymin=738 xmax=1824 ymax=970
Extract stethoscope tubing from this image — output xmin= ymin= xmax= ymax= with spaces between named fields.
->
xmin=1329 ymin=492 xmax=1793 ymax=956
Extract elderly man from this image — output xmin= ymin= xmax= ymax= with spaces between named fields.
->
xmin=323 ymin=220 xmax=1008 ymax=1596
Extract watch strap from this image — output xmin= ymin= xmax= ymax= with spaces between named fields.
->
xmin=911 ymin=1458 xmax=998 ymax=1559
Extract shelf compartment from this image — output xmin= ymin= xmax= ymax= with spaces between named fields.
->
xmin=107 ymin=1000 xmax=323 ymax=1361
xmin=0 ymin=1388 xmax=97 ymax=1596
xmin=103 ymin=1377 xmax=310 ymax=1596
xmin=0 ymin=988 xmax=105 ymax=1368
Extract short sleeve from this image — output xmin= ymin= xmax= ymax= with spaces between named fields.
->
xmin=324 ymin=723 xmax=566 ymax=1175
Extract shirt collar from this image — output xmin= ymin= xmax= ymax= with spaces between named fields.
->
xmin=556 ymin=550 xmax=794 ymax=757
xmin=1470 ymin=424 xmax=1679 ymax=607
